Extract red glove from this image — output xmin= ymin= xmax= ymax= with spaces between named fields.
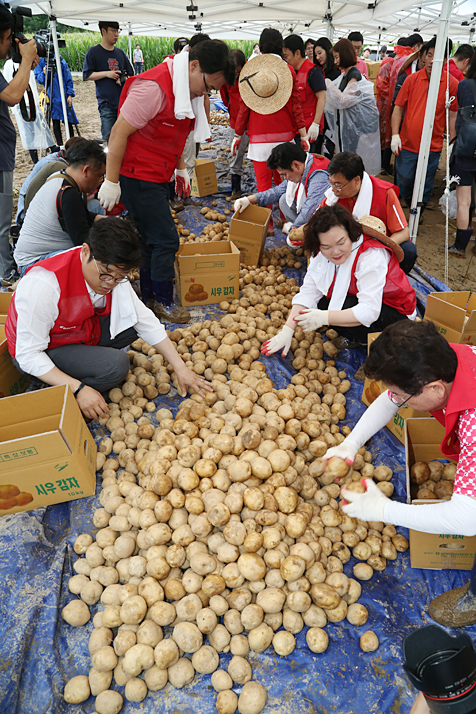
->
xmin=300 ymin=136 xmax=310 ymax=152
xmin=175 ymin=169 xmax=191 ymax=198
xmin=231 ymin=135 xmax=242 ymax=156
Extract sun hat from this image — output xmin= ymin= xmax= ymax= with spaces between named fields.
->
xmin=359 ymin=215 xmax=405 ymax=262
xmin=238 ymin=53 xmax=293 ymax=115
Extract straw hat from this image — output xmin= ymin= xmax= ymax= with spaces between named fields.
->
xmin=239 ymin=54 xmax=293 ymax=115
xmin=359 ymin=215 xmax=405 ymax=263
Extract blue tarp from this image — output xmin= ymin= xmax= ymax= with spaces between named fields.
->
xmin=0 ymin=133 xmax=467 ymax=714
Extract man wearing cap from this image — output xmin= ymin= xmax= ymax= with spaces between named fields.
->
xmin=234 ymin=142 xmax=329 ymax=237
xmin=232 ymin=28 xmax=308 ymax=231
xmin=98 ymin=40 xmax=235 ymax=324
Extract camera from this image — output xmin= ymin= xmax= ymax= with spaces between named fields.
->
xmin=403 ymin=625 xmax=476 ymax=713
xmin=8 ymin=5 xmax=43 ymax=63
xmin=119 ymin=69 xmax=130 ymax=86
xmin=33 ymin=29 xmax=66 ymax=72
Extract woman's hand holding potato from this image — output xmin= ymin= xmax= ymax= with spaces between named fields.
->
xmin=324 ymin=442 xmax=359 ymax=469
xmin=341 ymin=479 xmax=389 ymax=522
xmin=174 ymin=363 xmax=213 ymax=398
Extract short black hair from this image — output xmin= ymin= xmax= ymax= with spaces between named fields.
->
xmin=407 ymin=33 xmax=424 ymax=48
xmin=454 ymin=44 xmax=474 ymax=61
xmin=259 ymin=28 xmax=284 ymax=56
xmin=397 ymin=37 xmax=409 ymax=47
xmin=284 ymin=34 xmax=305 ymax=58
xmin=348 ymin=31 xmax=364 ymax=44
xmin=315 ymin=37 xmax=337 ymax=73
xmin=364 ymin=320 xmax=458 ymax=395
xmin=303 ymin=204 xmax=362 ymax=257
xmin=426 ymin=36 xmax=451 ymax=59
xmin=380 ymin=45 xmax=387 ymax=53
xmin=328 ymin=151 xmax=365 ymax=180
xmin=466 ymin=49 xmax=476 ymax=80
xmin=267 ymin=142 xmax=306 ymax=170
xmin=332 ymin=38 xmax=357 ymax=68
xmin=419 ymin=42 xmax=429 ymax=57
xmin=65 ymin=138 xmax=106 ymax=170
xmin=305 ymin=38 xmax=315 ymax=48
xmin=230 ymin=48 xmax=246 ymax=71
xmin=86 ymin=218 xmax=142 ymax=271
xmin=0 ymin=4 xmax=13 ymax=39
xmin=99 ymin=21 xmax=119 ymax=35
xmin=189 ymin=33 xmax=211 ymax=47
xmin=173 ymin=37 xmax=189 ymax=53
xmin=189 ymin=39 xmax=235 ymax=86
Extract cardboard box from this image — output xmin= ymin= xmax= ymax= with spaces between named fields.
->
xmin=191 ymin=159 xmax=218 ymax=197
xmin=0 ymin=292 xmax=11 ymax=325
xmin=0 ymin=385 xmax=97 ymax=515
xmin=361 ymin=333 xmax=431 ymax=443
xmin=424 ymin=291 xmax=476 ymax=345
xmin=229 ymin=205 xmax=271 ymax=266
xmin=366 ymin=60 xmax=381 ymax=80
xmin=0 ymin=326 xmax=30 ymax=398
xmin=175 ymin=241 xmax=240 ymax=306
xmin=405 ymin=417 xmax=476 ymax=570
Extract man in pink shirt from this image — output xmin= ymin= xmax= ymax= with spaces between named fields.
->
xmin=348 ymin=31 xmax=369 ymax=79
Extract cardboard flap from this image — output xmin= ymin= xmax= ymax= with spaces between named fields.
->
xmin=0 ymin=294 xmax=11 ymax=325
xmin=231 ymin=206 xmax=271 ymax=236
xmin=425 ymin=293 xmax=467 ymax=332
xmin=464 ymin=294 xmax=476 ymax=332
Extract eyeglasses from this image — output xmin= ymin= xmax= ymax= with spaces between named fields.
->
xmin=388 ymin=390 xmax=413 ymax=407
xmin=93 ymin=258 xmax=129 ymax=284
xmin=202 ymin=73 xmax=212 ymax=96
xmin=329 ymin=178 xmax=352 ymax=192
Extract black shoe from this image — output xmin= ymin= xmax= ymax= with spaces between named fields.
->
xmin=151 ymin=280 xmax=190 ymax=324
xmin=231 ymin=174 xmax=241 ymax=200
xmin=1 ymin=269 xmax=20 ymax=287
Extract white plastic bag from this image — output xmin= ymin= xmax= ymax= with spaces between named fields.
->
xmin=439 ymin=190 xmax=458 ymax=220
xmin=325 ymin=76 xmax=381 ymax=176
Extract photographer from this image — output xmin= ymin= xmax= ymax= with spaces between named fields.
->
xmin=14 ymin=138 xmax=106 ymax=274
xmin=0 ymin=4 xmax=38 ymax=286
xmin=35 ymin=52 xmax=76 ymax=146
xmin=82 ymin=21 xmax=133 ymax=140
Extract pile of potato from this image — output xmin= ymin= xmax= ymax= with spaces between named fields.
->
xmin=410 ymin=460 xmax=457 ymax=501
xmin=210 ymin=110 xmax=230 ymax=127
xmin=61 ymin=317 xmax=408 ymax=714
xmin=260 ymin=245 xmax=305 ymax=270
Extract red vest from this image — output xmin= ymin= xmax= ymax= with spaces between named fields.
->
xmin=6 ymin=247 xmax=112 ymax=358
xmin=296 ymin=58 xmax=318 ymax=130
xmin=119 ymin=62 xmax=195 ymax=183
xmin=220 ymin=82 xmax=241 ymax=129
xmin=431 ymin=344 xmax=476 ymax=461
xmin=304 ymin=155 xmax=330 ymax=194
xmin=326 ymin=237 xmax=416 ymax=316
xmin=325 ymin=175 xmax=400 ymax=231
xmin=247 ymin=64 xmax=297 ymax=144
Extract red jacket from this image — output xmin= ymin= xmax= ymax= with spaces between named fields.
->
xmin=6 ymin=247 xmax=112 ymax=358
xmin=431 ymin=344 xmax=476 ymax=460
xmin=304 ymin=155 xmax=330 ymax=193
xmin=119 ymin=62 xmax=194 ymax=183
xmin=447 ymin=59 xmax=464 ymax=82
xmin=326 ymin=237 xmax=416 ymax=316
xmin=220 ymin=82 xmax=241 ymax=129
xmin=296 ymin=58 xmax=318 ymax=130
xmin=234 ymin=65 xmax=305 ymax=142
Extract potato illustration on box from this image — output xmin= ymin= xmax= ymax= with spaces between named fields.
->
xmin=185 ymin=283 xmax=209 ymax=303
xmin=364 ymin=380 xmax=383 ymax=405
xmin=0 ymin=484 xmax=33 ymax=510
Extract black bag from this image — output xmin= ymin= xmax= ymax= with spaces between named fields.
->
xmin=454 ymin=79 xmax=476 ymax=158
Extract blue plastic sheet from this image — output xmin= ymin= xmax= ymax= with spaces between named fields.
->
xmin=1 ymin=140 xmax=463 ymax=714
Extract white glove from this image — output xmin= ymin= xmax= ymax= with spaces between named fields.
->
xmin=234 ymin=196 xmax=250 ymax=213
xmin=175 ymin=169 xmax=191 ymax=198
xmin=282 ymin=222 xmax=293 ymax=235
xmin=294 ymin=308 xmax=329 ymax=332
xmin=300 ymin=135 xmax=310 ymax=152
xmin=98 ymin=179 xmax=121 ymax=211
xmin=261 ymin=325 xmax=294 ymax=357
xmin=341 ymin=478 xmax=389 ymax=522
xmin=308 ymin=122 xmax=320 ymax=142
xmin=391 ymin=134 xmax=402 ymax=155
xmin=324 ymin=440 xmax=359 ymax=465
xmin=231 ymin=135 xmax=242 ymax=156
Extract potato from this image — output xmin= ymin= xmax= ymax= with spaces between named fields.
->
xmin=238 ymin=681 xmax=268 ymax=714
xmin=434 ymin=480 xmax=454 ymax=499
xmin=310 ymin=583 xmax=340 ymax=610
xmin=168 ymin=658 xmax=196 ymax=688
xmin=373 ymin=465 xmax=393 ymax=482
xmin=353 ymin=563 xmax=374 ymax=581
xmin=325 ymin=456 xmax=350 ymax=479
xmin=410 ymin=462 xmax=431 ymax=485
xmin=273 ymin=630 xmax=296 ymax=656
xmin=228 ymin=655 xmax=252 ymax=684
xmin=360 ymin=630 xmax=379 ymax=652
xmin=63 ymin=675 xmax=90 ymax=703
xmin=212 ymin=669 xmax=234 ymax=692
xmin=62 ymin=599 xmax=90 ymax=627
xmin=192 ymin=645 xmax=220 ymax=674
xmin=443 ymin=463 xmax=457 ymax=481
xmin=306 ymin=627 xmax=329 ymax=653
xmin=346 ymin=603 xmax=369 ymax=626
xmin=95 ymin=690 xmax=124 ymax=714
xmin=125 ymin=677 xmax=148 ymax=702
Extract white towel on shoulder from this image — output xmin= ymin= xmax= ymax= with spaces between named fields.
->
xmin=172 ymin=47 xmax=211 ymax=142
xmin=323 ymin=171 xmax=373 ymax=219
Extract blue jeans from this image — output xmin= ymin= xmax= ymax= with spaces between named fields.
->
xmin=99 ymin=103 xmax=118 ymax=140
xmin=19 ymin=250 xmax=64 ymax=277
xmin=134 ymin=62 xmax=143 ymax=75
xmin=395 ymin=148 xmax=441 ymax=205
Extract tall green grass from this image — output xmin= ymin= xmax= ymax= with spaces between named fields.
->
xmin=57 ymin=33 xmax=256 ymax=72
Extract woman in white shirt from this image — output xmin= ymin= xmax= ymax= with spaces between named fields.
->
xmin=261 ymin=204 xmax=416 ymax=356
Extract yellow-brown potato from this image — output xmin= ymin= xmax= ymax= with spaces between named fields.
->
xmin=360 ymin=630 xmax=379 ymax=652
xmin=410 ymin=462 xmax=431 ymax=485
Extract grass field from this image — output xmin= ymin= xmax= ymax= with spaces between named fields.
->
xmin=59 ymin=34 xmax=255 ymax=71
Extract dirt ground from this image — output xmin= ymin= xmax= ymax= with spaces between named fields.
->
xmin=11 ymin=77 xmax=476 ymax=292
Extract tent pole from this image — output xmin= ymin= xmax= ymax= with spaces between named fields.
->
xmin=128 ymin=23 xmax=132 ymax=63
xmin=49 ymin=16 xmax=70 ymax=141
xmin=407 ymin=0 xmax=454 ymax=243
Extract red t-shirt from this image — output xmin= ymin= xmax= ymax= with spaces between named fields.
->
xmin=395 ymin=68 xmax=459 ymax=153
xmin=447 ymin=58 xmax=464 ymax=82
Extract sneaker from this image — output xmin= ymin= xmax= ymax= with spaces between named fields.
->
xmin=1 ymin=269 xmax=20 ymax=287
